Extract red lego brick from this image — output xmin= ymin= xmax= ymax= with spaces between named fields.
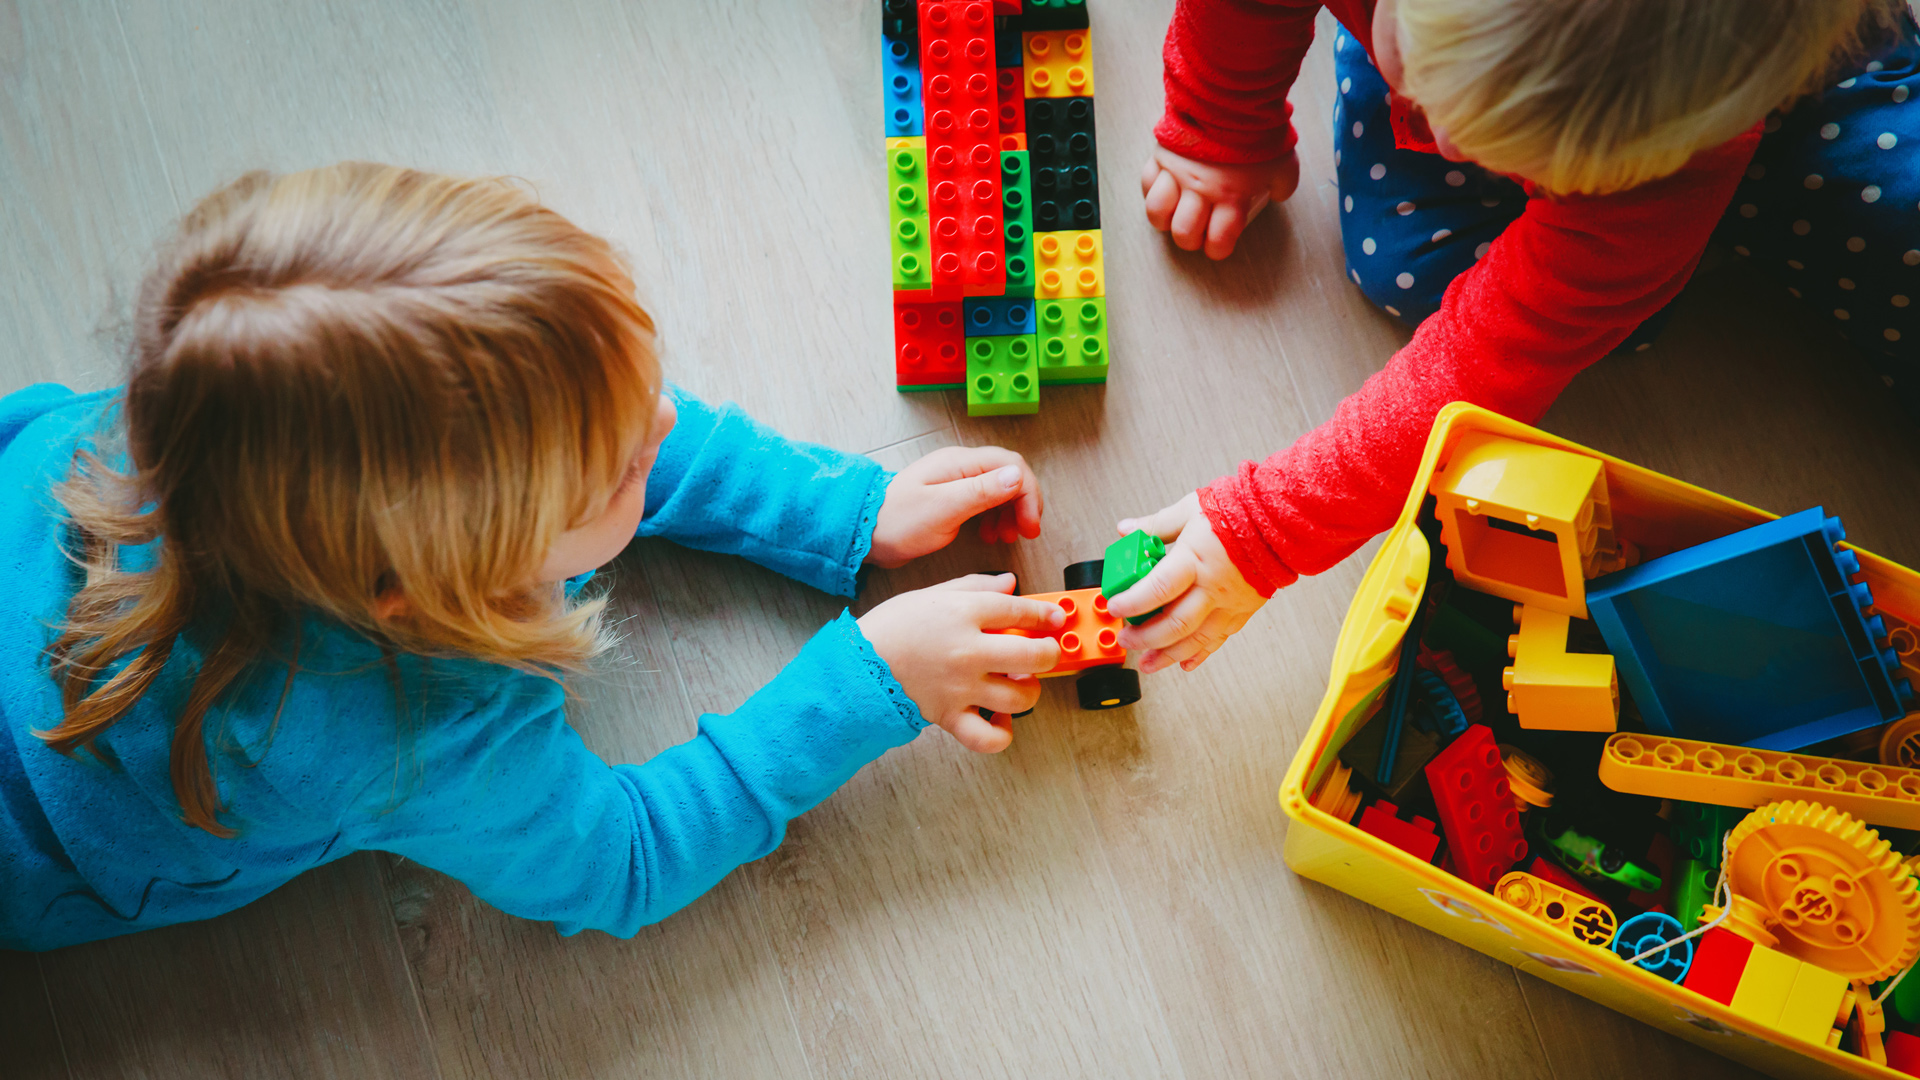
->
xmin=1358 ymin=800 xmax=1441 ymax=863
xmin=992 ymin=0 xmax=1020 ymax=12
xmin=1519 ymin=855 xmax=1603 ymax=904
xmin=1682 ymin=926 xmax=1755 ymax=1006
xmin=997 ymin=587 xmax=1125 ymax=674
xmin=919 ymin=1 xmax=1004 ymax=297
xmin=996 ymin=67 xmax=1025 ymax=135
xmin=1423 ymin=724 xmax=1527 ymax=891
xmin=1628 ymin=831 xmax=1675 ymax=914
xmin=894 ymin=300 xmax=966 ymax=387
xmin=1887 ymin=1031 xmax=1920 ymax=1076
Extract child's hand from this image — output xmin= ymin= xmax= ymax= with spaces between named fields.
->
xmin=1106 ymin=492 xmax=1267 ymax=673
xmin=859 ymin=574 xmax=1064 ymax=753
xmin=1140 ymin=147 xmax=1300 ymax=260
xmin=867 ymin=446 xmax=1043 ymax=567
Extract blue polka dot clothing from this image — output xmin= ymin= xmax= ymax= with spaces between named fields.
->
xmin=1331 ymin=19 xmax=1920 ymax=410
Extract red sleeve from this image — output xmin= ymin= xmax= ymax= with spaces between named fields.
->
xmin=1199 ymin=132 xmax=1762 ymax=597
xmin=1155 ymin=0 xmax=1325 ymax=164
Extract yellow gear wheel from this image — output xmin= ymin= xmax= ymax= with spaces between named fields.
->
xmin=1722 ymin=801 xmax=1920 ymax=983
xmin=1880 ymin=713 xmax=1920 ymax=770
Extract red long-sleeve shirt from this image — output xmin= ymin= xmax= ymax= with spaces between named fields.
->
xmin=1159 ymin=0 xmax=1758 ymax=595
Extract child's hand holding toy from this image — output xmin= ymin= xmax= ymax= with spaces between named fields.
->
xmin=1105 ymin=492 xmax=1267 ymax=673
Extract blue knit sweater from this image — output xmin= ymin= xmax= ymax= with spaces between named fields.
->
xmin=0 ymin=384 xmax=925 ymax=951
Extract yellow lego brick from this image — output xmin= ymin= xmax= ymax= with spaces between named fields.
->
xmin=1728 ymin=942 xmax=1800 ymax=1028
xmin=1503 ymin=604 xmax=1617 ymax=732
xmin=1598 ymin=733 xmax=1920 ymax=830
xmin=885 ymin=135 xmax=927 ymax=150
xmin=1034 ymin=229 xmax=1103 ymax=298
xmin=1022 ymin=29 xmax=1094 ymax=98
xmin=1494 ymin=871 xmax=1617 ymax=948
xmin=1776 ymin=961 xmax=1850 ymax=1046
xmin=1431 ymin=432 xmax=1621 ymax=619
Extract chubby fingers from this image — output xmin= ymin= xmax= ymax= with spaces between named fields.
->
xmin=1204 ymin=200 xmax=1250 ymax=261
xmin=941 ymin=706 xmax=1014 ymax=753
xmin=1143 ymin=162 xmax=1180 ymax=232
xmin=1137 ymin=607 xmax=1244 ymax=674
xmin=931 ymin=571 xmax=1020 ymax=594
xmin=1169 ymin=186 xmax=1209 ymax=252
xmin=1108 ymin=543 xmax=1199 ymax=623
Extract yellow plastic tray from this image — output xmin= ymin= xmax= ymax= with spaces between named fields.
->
xmin=1279 ymin=403 xmax=1920 ymax=1080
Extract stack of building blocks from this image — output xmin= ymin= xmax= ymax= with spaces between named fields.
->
xmin=1424 ymin=724 xmax=1528 ymax=891
xmin=1357 ymin=800 xmax=1440 ymax=862
xmin=1503 ymin=603 xmax=1618 ymax=731
xmin=884 ymin=0 xmax=1110 ymax=414
xmin=1586 ymin=507 xmax=1915 ymax=751
xmin=1682 ymin=926 xmax=1852 ymax=1047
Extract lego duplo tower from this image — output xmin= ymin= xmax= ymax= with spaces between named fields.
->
xmin=883 ymin=0 xmax=1109 ymax=415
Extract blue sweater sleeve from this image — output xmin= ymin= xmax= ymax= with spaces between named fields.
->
xmin=342 ymin=612 xmax=926 ymax=937
xmin=638 ymin=387 xmax=892 ymax=598
xmin=0 ymin=384 xmax=80 ymax=454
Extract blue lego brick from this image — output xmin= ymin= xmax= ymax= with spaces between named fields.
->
xmin=994 ymin=17 xmax=1023 ymax=66
xmin=964 ymin=296 xmax=1036 ymax=337
xmin=883 ymin=31 xmax=923 ymax=137
xmin=1587 ymin=507 xmax=1915 ymax=751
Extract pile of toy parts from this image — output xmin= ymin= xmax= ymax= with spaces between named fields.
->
xmin=1310 ymin=432 xmax=1920 ymax=1068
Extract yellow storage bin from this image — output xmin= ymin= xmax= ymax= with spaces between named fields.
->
xmin=1279 ymin=403 xmax=1920 ymax=1080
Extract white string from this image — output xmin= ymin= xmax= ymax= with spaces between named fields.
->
xmin=1878 ymin=957 xmax=1916 ymax=1004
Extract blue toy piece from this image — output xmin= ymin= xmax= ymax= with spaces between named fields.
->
xmin=1413 ymin=669 xmax=1468 ymax=738
xmin=994 ymin=16 xmax=1023 ymax=67
xmin=1586 ymin=507 xmax=1914 ymax=752
xmin=964 ymin=295 xmax=1038 ymax=337
xmin=882 ymin=31 xmax=923 ymax=137
xmin=1610 ymin=912 xmax=1693 ymax=982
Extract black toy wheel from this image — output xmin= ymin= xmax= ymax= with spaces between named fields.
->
xmin=1076 ymin=665 xmax=1140 ymax=710
xmin=1063 ymin=559 xmax=1104 ymax=591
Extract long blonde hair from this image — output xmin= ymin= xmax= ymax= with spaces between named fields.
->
xmin=39 ymin=163 xmax=662 ymax=836
xmin=1395 ymin=0 xmax=1910 ymax=195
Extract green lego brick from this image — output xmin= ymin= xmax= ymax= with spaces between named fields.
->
xmin=1036 ymin=297 xmax=1108 ymax=384
xmin=965 ymin=334 xmax=1039 ymax=416
xmin=888 ymin=145 xmax=931 ymax=292
xmin=1102 ymin=529 xmax=1166 ymax=624
xmin=1669 ymin=802 xmax=1742 ymax=869
xmin=1002 ymin=150 xmax=1034 ymax=298
xmin=1672 ymin=856 xmax=1714 ymax=932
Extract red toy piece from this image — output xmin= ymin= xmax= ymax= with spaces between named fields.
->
xmin=997 ymin=587 xmax=1124 ymax=673
xmin=1423 ymin=724 xmax=1527 ymax=891
xmin=1682 ymin=926 xmax=1756 ymax=1007
xmin=1628 ymin=831 xmax=1675 ymax=914
xmin=894 ymin=300 xmax=966 ymax=387
xmin=1519 ymin=855 xmax=1603 ymax=904
xmin=1357 ymin=800 xmax=1441 ymax=863
xmin=1418 ymin=645 xmax=1482 ymax=724
xmin=1887 ymin=1031 xmax=1920 ymax=1076
xmin=996 ymin=67 xmax=1025 ymax=136
xmin=919 ymin=1 xmax=1005 ymax=298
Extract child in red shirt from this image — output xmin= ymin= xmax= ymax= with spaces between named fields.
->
xmin=1110 ymin=0 xmax=1920 ymax=673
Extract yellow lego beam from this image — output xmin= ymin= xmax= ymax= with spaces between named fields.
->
xmin=1494 ymin=871 xmax=1616 ymax=948
xmin=1503 ymin=604 xmax=1617 ymax=732
xmin=1598 ymin=733 xmax=1920 ymax=830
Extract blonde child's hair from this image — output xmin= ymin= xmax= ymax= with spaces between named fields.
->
xmin=1394 ymin=0 xmax=1911 ymax=195
xmin=39 ymin=162 xmax=662 ymax=836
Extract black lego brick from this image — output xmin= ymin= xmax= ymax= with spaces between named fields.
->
xmin=1025 ymin=95 xmax=1099 ymax=230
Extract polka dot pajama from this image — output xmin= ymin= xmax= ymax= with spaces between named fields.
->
xmin=1330 ymin=20 xmax=1920 ymax=415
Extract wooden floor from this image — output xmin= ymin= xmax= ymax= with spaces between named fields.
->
xmin=5 ymin=2 xmax=1919 ymax=1077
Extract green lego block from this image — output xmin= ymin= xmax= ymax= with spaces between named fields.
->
xmin=1670 ymin=802 xmax=1742 ymax=869
xmin=1672 ymin=856 xmax=1714 ymax=932
xmin=1036 ymin=297 xmax=1109 ymax=384
xmin=1102 ymin=529 xmax=1166 ymax=624
xmin=888 ymin=145 xmax=931 ymax=292
xmin=1002 ymin=151 xmax=1034 ymax=298
xmin=965 ymin=335 xmax=1039 ymax=416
